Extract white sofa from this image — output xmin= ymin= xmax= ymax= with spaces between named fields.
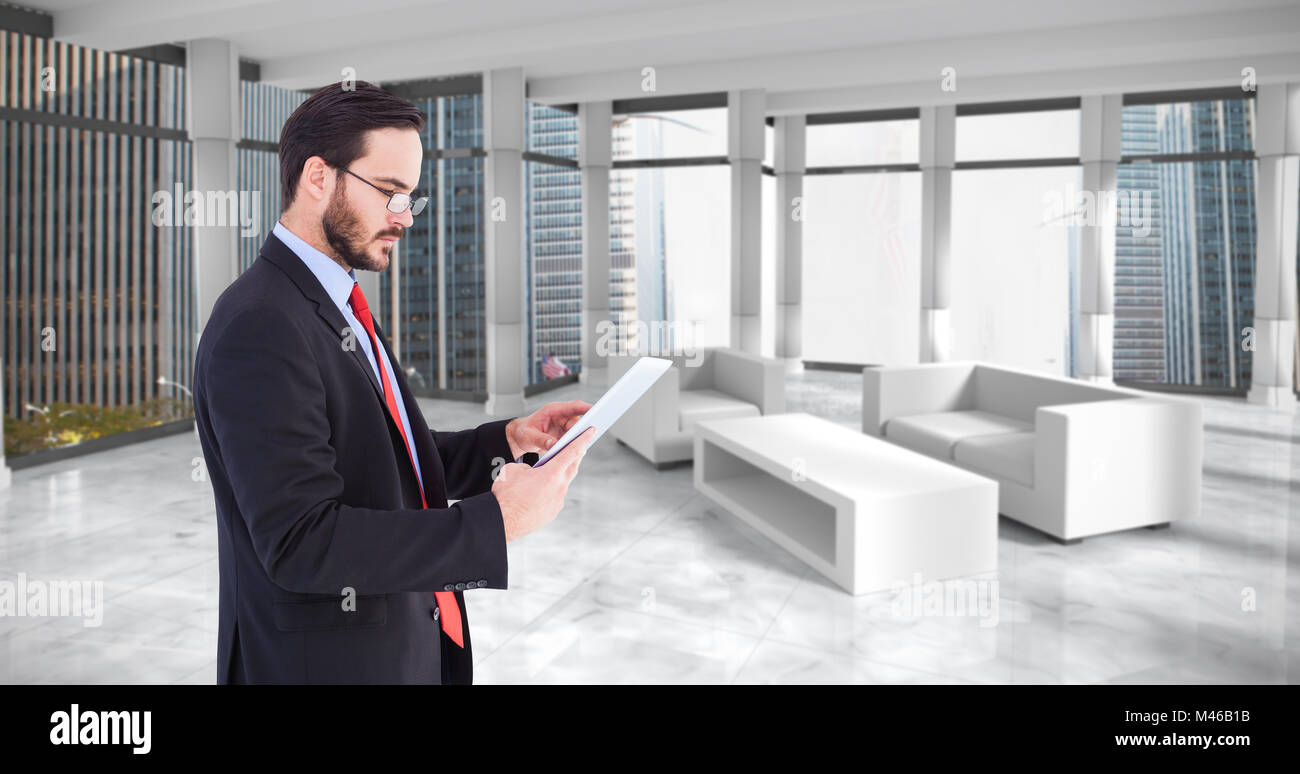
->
xmin=609 ymin=347 xmax=785 ymax=468
xmin=862 ymin=361 xmax=1203 ymax=542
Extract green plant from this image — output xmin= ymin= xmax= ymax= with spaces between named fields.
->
xmin=4 ymin=397 xmax=191 ymax=457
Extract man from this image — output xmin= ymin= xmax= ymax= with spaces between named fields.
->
xmin=193 ymin=81 xmax=593 ymax=685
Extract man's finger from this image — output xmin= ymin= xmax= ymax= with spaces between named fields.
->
xmin=495 ymin=461 xmax=531 ymax=483
xmin=541 ymin=400 xmax=590 ymax=436
xmin=551 ymin=399 xmax=592 ymax=418
xmin=566 ymin=427 xmax=597 ymax=475
xmin=524 ymin=426 xmax=556 ymax=450
xmin=550 ymin=426 xmax=595 ymax=469
xmin=572 ymin=425 xmax=597 ymax=449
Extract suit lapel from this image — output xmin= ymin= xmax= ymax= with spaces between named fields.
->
xmin=260 ymin=232 xmax=386 ymax=405
xmin=260 ymin=231 xmax=436 ymax=505
xmin=259 ymin=231 xmax=443 ymax=504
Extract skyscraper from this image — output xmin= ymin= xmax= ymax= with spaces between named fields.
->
xmin=1157 ymin=100 xmax=1255 ymax=388
xmin=609 ymin=116 xmax=642 ymax=355
xmin=382 ymin=92 xmax=486 ymax=394
xmin=524 ymin=103 xmax=582 ymax=384
xmin=1114 ymin=98 xmax=1255 ymax=389
xmin=1114 ymin=104 xmax=1166 ymax=383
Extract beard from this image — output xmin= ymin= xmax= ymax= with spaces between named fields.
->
xmin=322 ymin=184 xmax=399 ymax=272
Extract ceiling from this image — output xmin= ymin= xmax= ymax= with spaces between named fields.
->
xmin=17 ymin=0 xmax=1300 ymax=113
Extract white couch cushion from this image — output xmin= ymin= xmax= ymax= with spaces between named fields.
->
xmin=953 ymin=430 xmax=1036 ymax=488
xmin=678 ymin=389 xmax=761 ymax=432
xmin=884 ymin=410 xmax=1032 ymax=459
xmin=973 ymin=365 xmax=1131 ymax=423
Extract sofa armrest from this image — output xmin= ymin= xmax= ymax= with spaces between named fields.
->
xmin=713 ymin=348 xmax=786 ymax=415
xmin=1035 ymin=396 xmax=1203 ymax=538
xmin=608 ymin=356 xmax=680 ymax=460
xmin=862 ymin=362 xmax=978 ymax=436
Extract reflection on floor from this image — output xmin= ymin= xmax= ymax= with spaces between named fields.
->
xmin=1 ymin=369 xmax=1297 ymax=684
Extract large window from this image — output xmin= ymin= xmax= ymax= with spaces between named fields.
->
xmin=951 ymin=103 xmax=1082 ymax=375
xmin=806 ymin=118 xmax=920 ymax=167
xmin=613 ymin=166 xmax=731 ymax=352
xmin=1115 ymin=94 xmax=1256 ymax=390
xmin=951 ymin=167 xmax=1080 ymax=373
xmin=799 ymin=115 xmax=922 ymax=367
xmin=610 ymin=97 xmax=731 ymax=355
xmin=381 ymin=88 xmax=487 ymax=395
xmin=801 ymin=172 xmax=922 ymax=365
xmin=955 ymin=109 xmax=1080 ymax=163
xmin=615 ymin=106 xmax=727 ymax=160
xmin=528 ymin=101 xmax=577 ymax=161
xmin=524 ymin=102 xmax=582 ymax=386
xmin=434 ymin=153 xmax=486 ymax=392
xmin=388 ymin=155 xmax=440 ymax=394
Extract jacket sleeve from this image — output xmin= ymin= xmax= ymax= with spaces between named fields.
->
xmin=195 ymin=302 xmax=507 ymax=596
xmin=433 ymin=420 xmax=516 ymax=501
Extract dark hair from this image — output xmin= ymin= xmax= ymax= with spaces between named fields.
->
xmin=278 ymin=80 xmax=425 ymax=208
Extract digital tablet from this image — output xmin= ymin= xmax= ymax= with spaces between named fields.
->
xmin=532 ymin=356 xmax=673 ymax=467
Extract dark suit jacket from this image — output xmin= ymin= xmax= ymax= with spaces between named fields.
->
xmin=193 ymin=231 xmax=513 ymax=685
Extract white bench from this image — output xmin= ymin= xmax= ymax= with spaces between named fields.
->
xmin=693 ymin=413 xmax=998 ymax=595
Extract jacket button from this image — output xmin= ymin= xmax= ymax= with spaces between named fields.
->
xmin=455 ymin=582 xmax=466 ymax=591
xmin=477 ymin=580 xmax=488 ymax=588
xmin=431 ymin=607 xmax=440 ymax=620
xmin=443 ymin=584 xmax=454 ymax=591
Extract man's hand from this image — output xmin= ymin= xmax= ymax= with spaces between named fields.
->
xmin=492 ymin=427 xmax=595 ymax=542
xmin=505 ymin=399 xmax=592 ymax=460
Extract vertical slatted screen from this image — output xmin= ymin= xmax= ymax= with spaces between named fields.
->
xmin=1 ymin=30 xmax=192 ymax=420
xmin=236 ymin=81 xmax=307 ymax=271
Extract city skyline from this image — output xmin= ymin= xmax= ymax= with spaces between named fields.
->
xmin=1115 ymin=97 xmax=1257 ymax=390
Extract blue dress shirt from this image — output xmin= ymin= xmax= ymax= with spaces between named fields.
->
xmin=271 ymin=220 xmax=424 ymax=492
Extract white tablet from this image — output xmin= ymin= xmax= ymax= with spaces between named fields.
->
xmin=532 ymin=356 xmax=673 ymax=467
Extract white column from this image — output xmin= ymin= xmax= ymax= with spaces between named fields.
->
xmin=1247 ymin=83 xmax=1300 ymax=412
xmin=919 ymin=105 xmax=955 ymax=362
xmin=483 ymin=67 xmax=527 ymax=415
xmin=579 ymin=101 xmax=612 ymax=387
xmin=187 ymin=39 xmax=240 ymax=340
xmin=774 ymin=115 xmax=805 ymax=373
xmin=729 ymin=89 xmax=765 ymax=354
xmin=1078 ymin=95 xmax=1123 ymax=383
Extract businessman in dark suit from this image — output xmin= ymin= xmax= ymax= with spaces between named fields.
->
xmin=193 ymin=81 xmax=593 ymax=685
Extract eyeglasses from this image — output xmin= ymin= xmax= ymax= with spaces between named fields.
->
xmin=341 ymin=167 xmax=429 ymax=216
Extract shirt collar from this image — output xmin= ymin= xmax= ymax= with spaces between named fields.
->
xmin=272 ymin=220 xmax=357 ymax=311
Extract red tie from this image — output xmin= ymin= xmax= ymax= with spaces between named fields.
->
xmin=347 ymin=282 xmax=464 ymax=648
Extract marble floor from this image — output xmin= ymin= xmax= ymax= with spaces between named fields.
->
xmin=1 ymin=369 xmax=1297 ymax=684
